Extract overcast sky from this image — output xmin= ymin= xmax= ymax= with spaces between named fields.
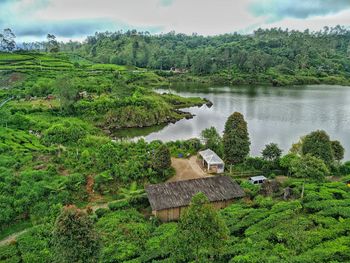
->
xmin=1 ymin=0 xmax=350 ymax=42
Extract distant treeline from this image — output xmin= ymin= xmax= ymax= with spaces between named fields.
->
xmin=61 ymin=26 xmax=350 ymax=79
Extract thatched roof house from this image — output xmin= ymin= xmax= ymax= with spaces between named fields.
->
xmin=146 ymin=176 xmax=244 ymax=221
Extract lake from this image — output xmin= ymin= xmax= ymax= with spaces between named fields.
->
xmin=117 ymin=84 xmax=350 ymax=160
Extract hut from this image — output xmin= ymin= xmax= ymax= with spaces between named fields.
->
xmin=198 ymin=149 xmax=225 ymax=173
xmin=145 ymin=176 xmax=245 ymax=222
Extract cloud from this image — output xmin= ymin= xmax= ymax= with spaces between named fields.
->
xmin=1 ymin=0 xmax=350 ymax=41
xmin=251 ymin=0 xmax=350 ymax=21
xmin=159 ymin=0 xmax=174 ymax=7
xmin=11 ymin=19 xmax=163 ymax=38
xmin=14 ymin=19 xmax=115 ymax=37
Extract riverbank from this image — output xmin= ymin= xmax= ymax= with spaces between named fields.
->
xmin=165 ymin=71 xmax=350 ymax=87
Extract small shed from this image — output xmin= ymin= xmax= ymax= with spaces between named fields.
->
xmin=145 ymin=176 xmax=245 ymax=222
xmin=198 ymin=149 xmax=225 ymax=173
xmin=249 ymin=176 xmax=267 ymax=185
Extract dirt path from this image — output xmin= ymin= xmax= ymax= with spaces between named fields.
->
xmin=167 ymin=156 xmax=211 ymax=182
xmin=0 ymin=229 xmax=28 ymax=246
xmin=0 ymin=97 xmax=13 ymax=108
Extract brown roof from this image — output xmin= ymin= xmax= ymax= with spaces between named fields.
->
xmin=145 ymin=176 xmax=245 ymax=211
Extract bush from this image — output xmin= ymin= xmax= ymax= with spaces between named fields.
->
xmin=42 ymin=121 xmax=87 ymax=145
xmin=244 ymin=157 xmax=267 ymax=170
xmin=108 ymin=200 xmax=130 ymax=211
xmin=240 ymin=181 xmax=260 ymax=198
xmin=339 ymin=162 xmax=350 ymax=176
xmin=95 ymin=208 xmax=110 ymax=218
xmin=129 ymin=193 xmax=149 ymax=208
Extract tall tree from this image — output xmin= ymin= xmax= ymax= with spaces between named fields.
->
xmin=331 ymin=140 xmax=345 ymax=162
xmin=171 ymin=192 xmax=229 ymax=262
xmin=53 ymin=205 xmax=101 ymax=263
xmin=223 ymin=112 xmax=250 ymax=165
xmin=55 ymin=75 xmax=78 ymax=113
xmin=47 ymin=33 xmax=59 ymax=53
xmin=301 ymin=130 xmax=334 ymax=165
xmin=0 ymin=28 xmax=16 ymax=51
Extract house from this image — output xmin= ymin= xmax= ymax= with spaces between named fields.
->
xmin=249 ymin=176 xmax=267 ymax=185
xmin=198 ymin=149 xmax=225 ymax=173
xmin=145 ymin=176 xmax=245 ymax=222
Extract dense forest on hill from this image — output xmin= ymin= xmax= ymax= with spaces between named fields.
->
xmin=63 ymin=26 xmax=350 ymax=85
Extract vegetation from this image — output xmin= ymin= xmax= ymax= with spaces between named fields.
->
xmin=1 ymin=28 xmax=350 ymax=263
xmin=151 ymin=144 xmax=172 ymax=173
xmin=331 ymin=140 xmax=345 ymax=162
xmin=223 ymin=112 xmax=250 ymax=165
xmin=56 ymin=27 xmax=350 ymax=86
xmin=53 ymin=205 xmax=101 ymax=262
xmin=172 ymin=193 xmax=229 ymax=262
xmin=301 ymin=130 xmax=335 ymax=166
xmin=291 ymin=154 xmax=330 ymax=180
xmin=201 ymin=126 xmax=224 ymax=157
xmin=262 ymin=143 xmax=283 ymax=162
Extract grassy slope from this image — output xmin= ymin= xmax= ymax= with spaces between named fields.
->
xmin=0 ymin=51 xmax=205 ymax=238
xmin=0 ymin=52 xmax=206 ymax=131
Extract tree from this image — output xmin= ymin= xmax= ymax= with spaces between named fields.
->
xmin=301 ymin=130 xmax=334 ymax=165
xmin=262 ymin=143 xmax=282 ymax=161
xmin=223 ymin=112 xmax=250 ymax=165
xmin=201 ymin=126 xmax=223 ymax=157
xmin=289 ymin=136 xmax=305 ymax=155
xmin=291 ymin=154 xmax=329 ymax=180
xmin=47 ymin=33 xmax=59 ymax=52
xmin=171 ymin=193 xmax=229 ymax=262
xmin=55 ymin=76 xmax=78 ymax=113
xmin=331 ymin=140 xmax=345 ymax=162
xmin=151 ymin=144 xmax=171 ymax=172
xmin=0 ymin=28 xmax=16 ymax=51
xmin=53 ymin=205 xmax=101 ymax=263
xmin=279 ymin=153 xmax=300 ymax=176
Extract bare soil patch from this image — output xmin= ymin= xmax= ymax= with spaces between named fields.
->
xmin=167 ymin=156 xmax=211 ymax=182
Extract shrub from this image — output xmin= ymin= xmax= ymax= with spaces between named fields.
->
xmin=95 ymin=208 xmax=110 ymax=218
xmin=42 ymin=121 xmax=87 ymax=145
xmin=108 ymin=200 xmax=130 ymax=211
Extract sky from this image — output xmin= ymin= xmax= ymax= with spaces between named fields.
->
xmin=1 ymin=0 xmax=350 ymax=42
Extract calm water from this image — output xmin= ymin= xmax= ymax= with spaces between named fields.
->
xmin=117 ymin=84 xmax=350 ymax=160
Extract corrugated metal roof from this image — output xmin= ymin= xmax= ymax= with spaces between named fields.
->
xmin=198 ymin=149 xmax=224 ymax=165
xmin=145 ymin=176 xmax=245 ymax=211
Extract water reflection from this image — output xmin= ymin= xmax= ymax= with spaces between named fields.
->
xmin=117 ymin=84 xmax=350 ymax=160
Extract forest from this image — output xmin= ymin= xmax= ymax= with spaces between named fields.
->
xmin=64 ymin=26 xmax=350 ymax=86
xmin=0 ymin=27 xmax=350 ymax=262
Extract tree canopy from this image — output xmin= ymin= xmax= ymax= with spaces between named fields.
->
xmin=301 ymin=130 xmax=334 ymax=165
xmin=262 ymin=143 xmax=283 ymax=162
xmin=53 ymin=205 xmax=101 ymax=263
xmin=201 ymin=126 xmax=223 ymax=157
xmin=223 ymin=112 xmax=250 ymax=165
xmin=171 ymin=192 xmax=229 ymax=262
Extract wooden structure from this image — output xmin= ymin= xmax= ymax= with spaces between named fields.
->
xmin=198 ymin=149 xmax=225 ymax=173
xmin=145 ymin=176 xmax=245 ymax=222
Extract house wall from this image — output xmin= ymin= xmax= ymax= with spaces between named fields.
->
xmin=153 ymin=199 xmax=234 ymax=222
